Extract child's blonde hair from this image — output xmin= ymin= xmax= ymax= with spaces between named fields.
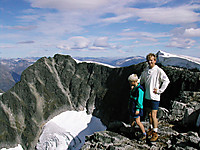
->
xmin=128 ymin=74 xmax=138 ymax=81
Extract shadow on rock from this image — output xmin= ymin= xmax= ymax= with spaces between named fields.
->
xmin=68 ymin=116 xmax=106 ymax=150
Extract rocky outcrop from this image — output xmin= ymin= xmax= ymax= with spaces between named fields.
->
xmin=0 ymin=54 xmax=200 ymax=149
xmin=82 ymin=92 xmax=200 ymax=150
xmin=82 ymin=127 xmax=200 ymax=150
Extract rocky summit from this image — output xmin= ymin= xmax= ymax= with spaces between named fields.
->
xmin=0 ymin=54 xmax=200 ymax=149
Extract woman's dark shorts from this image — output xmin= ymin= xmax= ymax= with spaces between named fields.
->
xmin=144 ymin=99 xmax=160 ymax=110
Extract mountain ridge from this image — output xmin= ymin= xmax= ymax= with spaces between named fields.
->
xmin=1 ymin=50 xmax=200 ymax=93
xmin=0 ymin=56 xmax=145 ymax=92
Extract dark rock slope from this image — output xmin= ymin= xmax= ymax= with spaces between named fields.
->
xmin=0 ymin=54 xmax=200 ymax=149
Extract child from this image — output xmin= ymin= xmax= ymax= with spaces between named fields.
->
xmin=128 ymin=74 xmax=146 ymax=140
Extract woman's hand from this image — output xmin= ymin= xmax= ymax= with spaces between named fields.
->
xmin=153 ymin=88 xmax=158 ymax=94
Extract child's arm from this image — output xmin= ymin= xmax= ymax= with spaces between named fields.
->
xmin=136 ymin=88 xmax=144 ymax=111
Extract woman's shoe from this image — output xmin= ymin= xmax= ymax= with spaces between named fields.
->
xmin=150 ymin=131 xmax=158 ymax=142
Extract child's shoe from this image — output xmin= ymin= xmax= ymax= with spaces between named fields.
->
xmin=139 ymin=132 xmax=147 ymax=141
xmin=139 ymin=135 xmax=146 ymax=141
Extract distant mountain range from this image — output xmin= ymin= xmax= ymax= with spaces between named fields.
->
xmin=74 ymin=56 xmax=146 ymax=67
xmin=0 ymin=57 xmax=39 ymax=92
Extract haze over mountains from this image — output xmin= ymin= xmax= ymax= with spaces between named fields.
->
xmin=0 ymin=57 xmax=39 ymax=92
xmin=75 ymin=56 xmax=146 ymax=67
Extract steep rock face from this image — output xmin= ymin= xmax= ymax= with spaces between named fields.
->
xmin=159 ymin=66 xmax=200 ymax=108
xmin=0 ymin=58 xmax=35 ymax=92
xmin=0 ymin=54 xmax=134 ymax=149
xmin=0 ymin=54 xmax=200 ymax=149
xmin=0 ymin=63 xmax=16 ymax=92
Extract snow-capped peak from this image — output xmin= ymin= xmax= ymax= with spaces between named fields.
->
xmin=158 ymin=50 xmax=200 ymax=64
xmin=157 ymin=50 xmax=200 ymax=70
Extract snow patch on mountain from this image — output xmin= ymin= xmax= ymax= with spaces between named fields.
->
xmin=1 ymin=145 xmax=23 ymax=150
xmin=115 ymin=56 xmax=145 ymax=67
xmin=37 ymin=110 xmax=106 ymax=150
xmin=157 ymin=51 xmax=200 ymax=70
xmin=74 ymin=59 xmax=116 ymax=68
xmin=1 ymin=110 xmax=106 ymax=150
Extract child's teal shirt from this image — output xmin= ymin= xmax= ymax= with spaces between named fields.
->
xmin=130 ymin=83 xmax=144 ymax=111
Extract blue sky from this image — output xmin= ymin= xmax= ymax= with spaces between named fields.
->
xmin=1 ymin=0 xmax=200 ymax=58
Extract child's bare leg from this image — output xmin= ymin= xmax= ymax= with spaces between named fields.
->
xmin=136 ymin=116 xmax=145 ymax=134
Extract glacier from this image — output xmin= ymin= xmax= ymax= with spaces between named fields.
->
xmin=1 ymin=110 xmax=106 ymax=150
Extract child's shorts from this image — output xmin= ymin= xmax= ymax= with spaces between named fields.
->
xmin=130 ymin=109 xmax=143 ymax=119
xmin=144 ymin=99 xmax=160 ymax=110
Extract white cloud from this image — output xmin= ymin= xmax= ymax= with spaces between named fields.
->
xmin=57 ymin=45 xmax=70 ymax=50
xmin=17 ymin=14 xmax=41 ymax=22
xmin=0 ymin=33 xmax=25 ymax=40
xmin=169 ymin=27 xmax=200 ymax=49
xmin=57 ymin=36 xmax=119 ymax=52
xmin=25 ymin=0 xmax=133 ymax=34
xmin=120 ymin=31 xmax=170 ymax=42
xmin=24 ymin=1 xmax=200 ymax=39
xmin=32 ymin=12 xmax=86 ymax=36
xmin=183 ymin=28 xmax=200 ymax=37
xmin=68 ymin=36 xmax=90 ymax=49
xmin=101 ymin=13 xmax=134 ymax=23
xmin=170 ymin=27 xmax=186 ymax=37
xmin=120 ymin=31 xmax=170 ymax=38
xmin=88 ymin=46 xmax=106 ymax=51
xmin=29 ymin=0 xmax=110 ymax=10
xmin=93 ymin=37 xmax=110 ymax=47
xmin=17 ymin=41 xmax=35 ymax=44
xmin=117 ymin=49 xmax=126 ymax=54
xmin=136 ymin=5 xmax=200 ymax=24
xmin=168 ymin=37 xmax=195 ymax=49
xmin=2 ymin=0 xmax=200 ymax=58
xmin=123 ymin=28 xmax=132 ymax=32
xmin=2 ymin=25 xmax=37 ymax=31
xmin=0 ymin=45 xmax=14 ymax=49
xmin=57 ymin=36 xmax=90 ymax=50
